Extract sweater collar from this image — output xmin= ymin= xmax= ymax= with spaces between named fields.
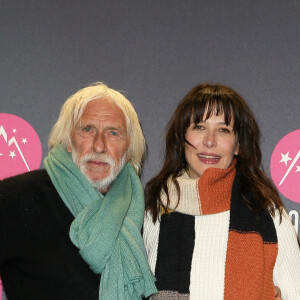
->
xmin=160 ymin=159 xmax=236 ymax=216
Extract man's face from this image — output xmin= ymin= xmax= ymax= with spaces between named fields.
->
xmin=67 ymin=98 xmax=130 ymax=191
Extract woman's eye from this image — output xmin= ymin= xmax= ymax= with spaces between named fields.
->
xmin=219 ymin=128 xmax=231 ymax=133
xmin=194 ymin=125 xmax=204 ymax=130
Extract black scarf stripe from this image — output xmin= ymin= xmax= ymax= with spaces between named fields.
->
xmin=155 ymin=212 xmax=195 ymax=294
xmin=229 ymin=176 xmax=277 ymax=243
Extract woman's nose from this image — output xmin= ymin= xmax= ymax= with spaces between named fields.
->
xmin=202 ymin=130 xmax=217 ymax=148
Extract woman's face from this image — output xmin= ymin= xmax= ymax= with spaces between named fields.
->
xmin=184 ymin=112 xmax=239 ymax=178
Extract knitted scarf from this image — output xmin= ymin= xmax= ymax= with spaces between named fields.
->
xmin=44 ymin=145 xmax=157 ymax=300
xmin=154 ymin=160 xmax=278 ymax=300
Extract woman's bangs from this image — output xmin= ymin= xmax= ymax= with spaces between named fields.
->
xmin=191 ymin=97 xmax=233 ymax=126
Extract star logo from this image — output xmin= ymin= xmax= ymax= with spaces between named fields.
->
xmin=0 ymin=113 xmax=42 ymax=180
xmin=9 ymin=150 xmax=16 ymax=158
xmin=280 ymin=152 xmax=292 ymax=166
xmin=270 ymin=129 xmax=300 ymax=203
xmin=278 ymin=150 xmax=300 ymax=186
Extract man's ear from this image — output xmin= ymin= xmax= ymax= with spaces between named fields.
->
xmin=124 ymin=150 xmax=131 ymax=165
xmin=66 ymin=143 xmax=72 ymax=153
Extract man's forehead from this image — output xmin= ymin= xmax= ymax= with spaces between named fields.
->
xmin=81 ymin=99 xmax=124 ymax=117
xmin=75 ymin=98 xmax=127 ymax=129
xmin=83 ymin=97 xmax=116 ymax=111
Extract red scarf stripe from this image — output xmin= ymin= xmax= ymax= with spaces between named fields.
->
xmin=224 ymin=231 xmax=278 ymax=300
xmin=198 ymin=160 xmax=236 ymax=215
xmin=263 ymin=243 xmax=279 ymax=299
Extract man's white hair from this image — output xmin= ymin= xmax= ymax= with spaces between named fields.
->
xmin=48 ymin=82 xmax=146 ymax=174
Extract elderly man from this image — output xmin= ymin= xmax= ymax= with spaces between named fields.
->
xmin=0 ymin=82 xmax=156 ymax=300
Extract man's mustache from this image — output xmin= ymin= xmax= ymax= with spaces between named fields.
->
xmin=79 ymin=153 xmax=115 ymax=167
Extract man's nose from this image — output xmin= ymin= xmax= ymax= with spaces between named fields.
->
xmin=92 ymin=133 xmax=106 ymax=153
xmin=202 ymin=130 xmax=217 ymax=148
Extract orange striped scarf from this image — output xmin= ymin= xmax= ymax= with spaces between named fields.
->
xmin=160 ymin=160 xmax=278 ymax=299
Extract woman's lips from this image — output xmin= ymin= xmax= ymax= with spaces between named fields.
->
xmin=197 ymin=153 xmax=220 ymax=164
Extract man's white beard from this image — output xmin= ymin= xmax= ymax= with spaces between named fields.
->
xmin=71 ymin=150 xmax=127 ymax=191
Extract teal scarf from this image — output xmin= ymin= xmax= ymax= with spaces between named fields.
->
xmin=44 ymin=145 xmax=157 ymax=300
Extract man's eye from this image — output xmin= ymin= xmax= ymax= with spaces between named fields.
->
xmin=83 ymin=127 xmax=93 ymax=133
xmin=110 ymin=131 xmax=118 ymax=136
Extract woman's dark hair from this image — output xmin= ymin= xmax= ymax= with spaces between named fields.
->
xmin=145 ymin=83 xmax=283 ymax=222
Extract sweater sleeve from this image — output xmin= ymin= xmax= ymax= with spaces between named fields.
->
xmin=143 ymin=212 xmax=160 ymax=274
xmin=273 ymin=209 xmax=300 ymax=300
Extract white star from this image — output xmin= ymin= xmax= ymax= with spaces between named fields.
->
xmin=296 ymin=166 xmax=300 ymax=173
xmin=0 ymin=153 xmax=3 ymax=156
xmin=12 ymin=128 xmax=17 ymax=133
xmin=9 ymin=151 xmax=16 ymax=158
xmin=22 ymin=138 xmax=27 ymax=144
xmin=280 ymin=152 xmax=292 ymax=166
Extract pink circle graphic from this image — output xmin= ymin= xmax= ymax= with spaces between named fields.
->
xmin=0 ymin=113 xmax=42 ymax=180
xmin=270 ymin=129 xmax=300 ymax=203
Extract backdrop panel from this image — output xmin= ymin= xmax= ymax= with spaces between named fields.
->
xmin=1 ymin=0 xmax=299 ymax=238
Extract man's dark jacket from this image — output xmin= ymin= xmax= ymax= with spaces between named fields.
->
xmin=0 ymin=170 xmax=100 ymax=300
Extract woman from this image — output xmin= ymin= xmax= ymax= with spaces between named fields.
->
xmin=143 ymin=83 xmax=300 ymax=299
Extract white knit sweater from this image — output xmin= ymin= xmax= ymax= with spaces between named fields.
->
xmin=143 ymin=209 xmax=300 ymax=300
